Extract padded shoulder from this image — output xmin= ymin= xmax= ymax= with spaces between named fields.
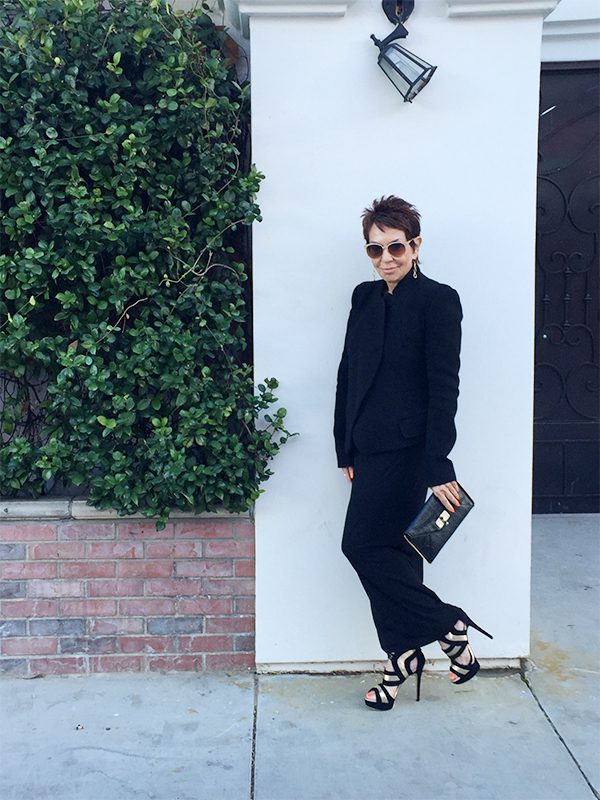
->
xmin=420 ymin=274 xmax=461 ymax=305
xmin=350 ymin=280 xmax=378 ymax=308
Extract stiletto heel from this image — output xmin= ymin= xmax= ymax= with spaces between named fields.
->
xmin=364 ymin=648 xmax=426 ymax=710
xmin=440 ymin=614 xmax=494 ymax=685
xmin=462 ymin=614 xmax=493 ymax=640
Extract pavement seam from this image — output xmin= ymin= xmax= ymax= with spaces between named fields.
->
xmin=520 ymin=664 xmax=599 ymax=799
xmin=250 ymin=671 xmax=258 ymax=800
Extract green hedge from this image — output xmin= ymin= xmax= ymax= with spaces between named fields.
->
xmin=0 ymin=0 xmax=293 ymax=527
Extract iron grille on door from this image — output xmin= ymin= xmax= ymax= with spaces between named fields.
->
xmin=533 ymin=62 xmax=600 ymax=513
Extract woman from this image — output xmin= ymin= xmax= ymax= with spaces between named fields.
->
xmin=334 ymin=195 xmax=492 ymax=710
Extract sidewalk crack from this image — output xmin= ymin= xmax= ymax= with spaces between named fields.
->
xmin=520 ymin=663 xmax=599 ymax=799
xmin=249 ymin=671 xmax=258 ymax=800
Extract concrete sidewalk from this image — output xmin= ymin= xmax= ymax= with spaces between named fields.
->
xmin=1 ymin=514 xmax=598 ymax=800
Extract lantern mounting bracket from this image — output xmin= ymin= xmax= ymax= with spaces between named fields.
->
xmin=371 ymin=1 xmax=415 ymax=49
xmin=383 ymin=0 xmax=414 ymax=25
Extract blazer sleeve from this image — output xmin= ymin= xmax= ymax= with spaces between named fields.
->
xmin=333 ymin=285 xmax=360 ymax=468
xmin=424 ymin=285 xmax=463 ymax=486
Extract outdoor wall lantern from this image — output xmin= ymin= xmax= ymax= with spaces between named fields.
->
xmin=371 ymin=0 xmax=437 ymax=102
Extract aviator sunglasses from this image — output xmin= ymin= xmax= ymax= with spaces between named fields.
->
xmin=365 ymin=239 xmax=415 ymax=259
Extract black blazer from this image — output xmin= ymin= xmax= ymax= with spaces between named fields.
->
xmin=334 ymin=270 xmax=462 ymax=487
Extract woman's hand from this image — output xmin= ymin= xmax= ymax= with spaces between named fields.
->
xmin=431 ymin=481 xmax=460 ymax=513
xmin=342 ymin=466 xmax=354 ymax=482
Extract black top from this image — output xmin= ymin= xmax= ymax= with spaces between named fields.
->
xmin=351 ymin=283 xmax=422 ymax=453
xmin=334 ymin=270 xmax=462 ymax=487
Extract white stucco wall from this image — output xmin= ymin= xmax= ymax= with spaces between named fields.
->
xmin=226 ymin=0 xmax=589 ymax=669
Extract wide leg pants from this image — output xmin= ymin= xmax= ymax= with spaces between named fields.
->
xmin=341 ymin=444 xmax=462 ymax=655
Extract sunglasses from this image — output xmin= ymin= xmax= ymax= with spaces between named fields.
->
xmin=365 ymin=239 xmax=415 ymax=259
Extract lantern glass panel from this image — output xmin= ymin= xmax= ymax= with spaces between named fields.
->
xmin=407 ymin=68 xmax=435 ymax=101
xmin=386 ymin=45 xmax=423 ymax=84
xmin=380 ymin=56 xmax=411 ymax=96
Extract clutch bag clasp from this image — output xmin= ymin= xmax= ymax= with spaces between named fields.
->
xmin=435 ymin=510 xmax=451 ymax=529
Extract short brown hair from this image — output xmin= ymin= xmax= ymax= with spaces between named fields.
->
xmin=361 ymin=196 xmax=421 ymax=243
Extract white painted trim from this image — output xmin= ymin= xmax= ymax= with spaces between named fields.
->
xmin=542 ymin=15 xmax=600 ymax=60
xmin=0 ymin=499 xmax=250 ymax=521
xmin=544 ymin=17 xmax=600 ymax=37
xmin=257 ymin=659 xmax=524 ymax=673
xmin=226 ymin=0 xmax=355 ymax=37
xmin=447 ymin=0 xmax=558 ymax=17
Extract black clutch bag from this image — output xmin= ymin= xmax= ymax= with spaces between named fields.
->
xmin=403 ymin=484 xmax=474 ymax=563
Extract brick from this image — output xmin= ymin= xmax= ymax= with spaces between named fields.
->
xmin=205 ymin=652 xmax=254 ymax=671
xmin=0 ymin=658 xmax=27 ymax=674
xmin=145 ymin=579 xmax=201 ymax=597
xmin=28 ymin=580 xmax=84 ymax=598
xmin=0 ymin=524 xmax=56 ymax=541
xmin=60 ymin=636 xmax=117 ymax=655
xmin=58 ymin=523 xmax=115 ymax=541
xmin=29 ymin=542 xmax=85 ymax=560
xmin=174 ymin=559 xmax=232 ymax=578
xmin=201 ymin=577 xmax=254 ymax=596
xmin=178 ymin=635 xmax=233 ymax=653
xmin=60 ymin=599 xmax=117 ymax=616
xmin=87 ymin=542 xmax=143 ymax=559
xmin=3 ymin=636 xmax=57 ymax=656
xmin=1 ymin=562 xmax=58 ymax=579
xmin=203 ymin=541 xmax=254 ymax=558
xmin=174 ymin=521 xmax=234 ymax=539
xmin=177 ymin=597 xmax=232 ymax=615
xmin=90 ymin=655 xmax=142 ymax=672
xmin=88 ymin=579 xmax=144 ymax=598
xmin=0 ymin=543 xmax=25 ymax=559
xmin=0 ymin=620 xmax=27 ymax=637
xmin=61 ymin=561 xmax=116 ymax=579
xmin=206 ymin=616 xmax=254 ymax=634
xmin=234 ymin=634 xmax=255 ymax=653
xmin=148 ymin=655 xmax=203 ymax=671
xmin=89 ymin=618 xmax=144 ymax=635
xmin=119 ymin=598 xmax=176 ymax=616
xmin=118 ymin=560 xmax=172 ymax=578
xmin=234 ymin=560 xmax=255 ymax=577
xmin=30 ymin=619 xmax=86 ymax=636
xmin=1 ymin=599 xmax=58 ymax=617
xmin=234 ymin=597 xmax=255 ymax=614
xmin=147 ymin=617 xmax=203 ymax=635
xmin=117 ymin=522 xmax=175 ymax=540
xmin=0 ymin=581 xmax=25 ymax=598
xmin=30 ymin=656 xmax=86 ymax=674
xmin=145 ymin=542 xmax=202 ymax=559
xmin=120 ymin=636 xmax=174 ymax=654
xmin=231 ymin=519 xmax=254 ymax=539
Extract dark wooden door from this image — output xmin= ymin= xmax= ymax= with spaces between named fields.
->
xmin=533 ymin=62 xmax=600 ymax=513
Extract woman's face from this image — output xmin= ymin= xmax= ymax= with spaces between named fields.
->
xmin=366 ymin=225 xmax=422 ymax=290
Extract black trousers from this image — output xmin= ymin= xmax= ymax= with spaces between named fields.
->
xmin=341 ymin=444 xmax=462 ymax=655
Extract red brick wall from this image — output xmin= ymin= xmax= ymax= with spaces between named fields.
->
xmin=0 ymin=516 xmax=255 ymax=675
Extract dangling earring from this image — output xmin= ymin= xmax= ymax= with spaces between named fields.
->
xmin=412 ymin=260 xmax=418 ymax=279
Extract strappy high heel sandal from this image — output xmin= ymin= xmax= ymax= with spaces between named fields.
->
xmin=440 ymin=613 xmax=493 ymax=685
xmin=364 ymin=648 xmax=426 ymax=710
